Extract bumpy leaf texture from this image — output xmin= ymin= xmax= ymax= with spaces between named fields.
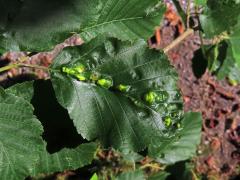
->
xmin=51 ymin=37 xmax=183 ymax=151
xmin=0 ymin=0 xmax=165 ymax=52
xmin=148 ymin=112 xmax=202 ymax=164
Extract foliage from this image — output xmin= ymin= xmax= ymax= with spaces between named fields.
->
xmin=0 ymin=85 xmax=98 ymax=179
xmin=0 ymin=0 xmax=165 ymax=52
xmin=199 ymin=0 xmax=240 ymax=82
xmin=50 ymin=37 xmax=183 ymax=151
xmin=149 ymin=112 xmax=202 ymax=164
xmin=194 ymin=0 xmax=207 ymax=6
xmin=200 ymin=0 xmax=240 ymax=38
xmin=0 ymin=87 xmax=43 ymax=179
xmin=0 ymin=0 xmax=209 ymax=179
xmin=32 ymin=142 xmax=98 ymax=176
xmin=116 ymin=170 xmax=145 ymax=180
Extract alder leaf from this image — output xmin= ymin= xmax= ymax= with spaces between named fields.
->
xmin=200 ymin=0 xmax=240 ymax=38
xmin=148 ymin=112 xmax=202 ymax=164
xmin=32 ymin=142 xmax=98 ymax=176
xmin=116 ymin=170 xmax=145 ymax=180
xmin=51 ymin=37 xmax=183 ymax=151
xmin=0 ymin=0 xmax=165 ymax=52
xmin=0 ymin=87 xmax=44 ymax=180
xmin=6 ymin=81 xmax=34 ymax=102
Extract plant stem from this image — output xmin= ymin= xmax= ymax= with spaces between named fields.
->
xmin=18 ymin=63 xmax=50 ymax=71
xmin=211 ymin=31 xmax=229 ymax=44
xmin=0 ymin=64 xmax=19 ymax=73
xmin=0 ymin=62 xmax=51 ymax=74
xmin=186 ymin=0 xmax=191 ymax=28
xmin=163 ymin=28 xmax=194 ymax=53
xmin=199 ymin=30 xmax=207 ymax=58
xmin=140 ymin=163 xmax=165 ymax=170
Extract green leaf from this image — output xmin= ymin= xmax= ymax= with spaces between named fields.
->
xmin=148 ymin=171 xmax=170 ymax=180
xmin=0 ymin=33 xmax=20 ymax=54
xmin=200 ymin=0 xmax=240 ymax=38
xmin=229 ymin=18 xmax=240 ymax=66
xmin=1 ymin=85 xmax=97 ymax=178
xmin=90 ymin=173 xmax=99 ymax=180
xmin=6 ymin=81 xmax=34 ymax=102
xmin=0 ymin=0 xmax=165 ymax=52
xmin=199 ymin=1 xmax=240 ymax=81
xmin=51 ymin=37 xmax=182 ymax=151
xmin=148 ymin=112 xmax=202 ymax=164
xmin=0 ymin=87 xmax=44 ymax=180
xmin=212 ymin=42 xmax=240 ymax=83
xmin=32 ymin=142 xmax=98 ymax=176
xmin=121 ymin=150 xmax=143 ymax=164
xmin=205 ymin=37 xmax=240 ymax=84
xmin=209 ymin=16 xmax=240 ymax=82
xmin=206 ymin=44 xmax=219 ymax=72
xmin=194 ymin=0 xmax=207 ymax=6
xmin=116 ymin=170 xmax=145 ymax=180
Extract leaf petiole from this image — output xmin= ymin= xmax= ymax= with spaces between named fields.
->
xmin=0 ymin=62 xmax=53 ymax=73
xmin=0 ymin=64 xmax=19 ymax=73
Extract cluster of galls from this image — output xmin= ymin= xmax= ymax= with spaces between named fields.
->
xmin=62 ymin=64 xmax=181 ymax=129
xmin=62 ymin=64 xmax=130 ymax=91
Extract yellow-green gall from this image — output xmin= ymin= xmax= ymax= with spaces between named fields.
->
xmin=62 ymin=67 xmax=68 ymax=73
xmin=177 ymin=123 xmax=181 ymax=129
xmin=144 ymin=91 xmax=157 ymax=104
xmin=164 ymin=117 xmax=172 ymax=127
xmin=117 ymin=84 xmax=131 ymax=92
xmin=62 ymin=67 xmax=76 ymax=75
xmin=75 ymin=74 xmax=86 ymax=81
xmin=97 ymin=78 xmax=113 ymax=89
xmin=74 ymin=64 xmax=85 ymax=73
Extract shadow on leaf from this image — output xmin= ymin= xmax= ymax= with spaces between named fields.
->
xmin=1 ymin=0 xmax=74 ymax=26
xmin=31 ymin=80 xmax=87 ymax=153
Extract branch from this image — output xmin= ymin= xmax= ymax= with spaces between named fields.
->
xmin=163 ymin=28 xmax=194 ymax=53
xmin=0 ymin=35 xmax=84 ymax=81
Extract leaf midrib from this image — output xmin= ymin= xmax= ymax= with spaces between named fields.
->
xmin=81 ymin=14 xmax=159 ymax=32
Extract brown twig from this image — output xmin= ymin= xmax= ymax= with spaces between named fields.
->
xmin=163 ymin=28 xmax=194 ymax=53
